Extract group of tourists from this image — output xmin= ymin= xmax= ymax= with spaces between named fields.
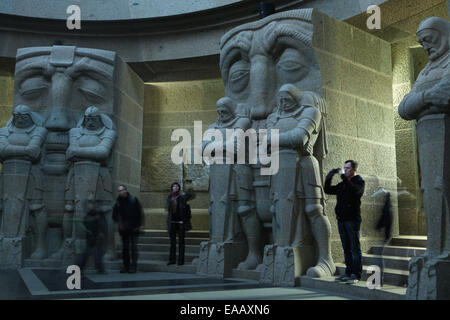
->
xmin=77 ymin=183 xmax=194 ymax=274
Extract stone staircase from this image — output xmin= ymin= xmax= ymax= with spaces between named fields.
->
xmin=104 ymin=229 xmax=209 ymax=274
xmin=300 ymin=235 xmax=427 ymax=299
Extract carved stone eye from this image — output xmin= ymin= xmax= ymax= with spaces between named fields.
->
xmin=228 ymin=60 xmax=250 ymax=93
xmin=21 ymin=86 xmax=47 ymax=100
xmin=78 ymin=87 xmax=105 ymax=103
xmin=20 ymin=77 xmax=49 ymax=100
xmin=277 ymin=48 xmax=308 ymax=83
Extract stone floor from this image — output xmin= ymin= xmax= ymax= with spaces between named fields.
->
xmin=0 ymin=268 xmax=363 ymax=300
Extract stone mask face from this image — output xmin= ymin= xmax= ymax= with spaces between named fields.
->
xmin=84 ymin=115 xmax=103 ymax=131
xmin=13 ymin=46 xmax=116 ymax=135
xmin=418 ymin=29 xmax=449 ymax=61
xmin=277 ymin=92 xmax=297 ymax=113
xmin=220 ymin=11 xmax=321 ymax=120
xmin=13 ymin=113 xmax=34 ymax=129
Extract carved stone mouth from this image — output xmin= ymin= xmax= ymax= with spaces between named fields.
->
xmin=45 ymin=131 xmax=69 ymax=151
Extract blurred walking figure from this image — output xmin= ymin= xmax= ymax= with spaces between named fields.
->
xmin=112 ymin=185 xmax=144 ymax=273
xmin=376 ymin=192 xmax=393 ymax=243
xmin=166 ymin=182 xmax=195 ymax=266
xmin=324 ymin=160 xmax=365 ymax=284
xmin=375 ymin=192 xmax=394 ymax=286
xmin=77 ymin=199 xmax=107 ymax=274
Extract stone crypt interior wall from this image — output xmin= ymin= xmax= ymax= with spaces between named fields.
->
xmin=141 ymin=79 xmax=225 ymax=230
xmin=346 ymin=0 xmax=450 ymax=236
xmin=112 ymin=56 xmax=145 ymax=198
xmin=312 ymin=11 xmax=398 ymax=261
xmin=0 ymin=58 xmax=14 ymax=127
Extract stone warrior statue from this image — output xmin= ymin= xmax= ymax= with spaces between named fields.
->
xmin=0 ymin=105 xmax=47 ymax=260
xmin=57 ymin=106 xmax=116 ymax=260
xmin=399 ymin=17 xmax=450 ymax=300
xmin=265 ymin=84 xmax=335 ymax=278
xmin=203 ymin=97 xmax=263 ymax=271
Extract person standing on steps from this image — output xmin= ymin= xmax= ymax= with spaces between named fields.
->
xmin=112 ymin=185 xmax=144 ymax=273
xmin=166 ymin=182 xmax=195 ymax=266
xmin=324 ymin=160 xmax=365 ymax=284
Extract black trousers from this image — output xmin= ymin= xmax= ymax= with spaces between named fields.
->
xmin=338 ymin=219 xmax=362 ymax=278
xmin=169 ymin=223 xmax=185 ymax=264
xmin=120 ymin=230 xmax=139 ymax=269
xmin=77 ymin=242 xmax=104 ymax=272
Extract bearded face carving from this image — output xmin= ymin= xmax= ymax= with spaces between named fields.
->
xmin=220 ymin=10 xmax=322 ymax=120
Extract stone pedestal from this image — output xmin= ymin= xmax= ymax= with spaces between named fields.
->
xmin=196 ymin=241 xmax=247 ymax=278
xmin=0 ymin=236 xmax=31 ymax=269
xmin=407 ymin=253 xmax=450 ymax=300
xmin=260 ymin=244 xmax=315 ymax=287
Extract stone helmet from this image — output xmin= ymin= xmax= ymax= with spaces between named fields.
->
xmin=216 ymin=97 xmax=235 ymax=114
xmin=277 ymin=84 xmax=303 ymax=104
xmin=416 ymin=17 xmax=450 ymax=61
xmin=8 ymin=104 xmax=44 ymax=127
xmin=77 ymin=106 xmax=114 ymax=129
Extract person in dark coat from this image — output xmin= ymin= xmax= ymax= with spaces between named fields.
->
xmin=166 ymin=182 xmax=195 ymax=266
xmin=77 ymin=199 xmax=107 ymax=274
xmin=324 ymin=160 xmax=365 ymax=284
xmin=112 ymin=185 xmax=144 ymax=273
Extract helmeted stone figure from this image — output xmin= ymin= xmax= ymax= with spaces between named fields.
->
xmin=200 ymin=9 xmax=334 ymax=285
xmin=200 ymin=97 xmax=262 ymax=275
xmin=62 ymin=106 xmax=116 ymax=260
xmin=0 ymin=105 xmax=47 ymax=265
xmin=398 ymin=16 xmax=450 ymax=300
xmin=265 ymin=84 xmax=335 ymax=278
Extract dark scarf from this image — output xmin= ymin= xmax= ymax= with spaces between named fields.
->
xmin=170 ymin=191 xmax=180 ymax=200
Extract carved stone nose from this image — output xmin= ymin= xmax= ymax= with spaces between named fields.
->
xmin=45 ymin=108 xmax=71 ymax=131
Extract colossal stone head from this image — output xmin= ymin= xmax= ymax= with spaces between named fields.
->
xmin=417 ymin=17 xmax=450 ymax=61
xmin=220 ymin=9 xmax=321 ymax=120
xmin=13 ymin=46 xmax=116 ymax=171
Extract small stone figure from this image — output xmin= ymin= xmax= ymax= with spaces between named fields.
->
xmin=61 ymin=106 xmax=116 ymax=260
xmin=266 ymin=84 xmax=335 ymax=278
xmin=0 ymin=105 xmax=47 ymax=260
xmin=398 ymin=16 xmax=450 ymax=300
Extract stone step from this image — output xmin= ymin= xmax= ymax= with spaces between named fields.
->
xmin=369 ymin=245 xmax=426 ymax=258
xmin=117 ymin=243 xmax=200 ymax=254
xmin=362 ymin=254 xmax=411 ymax=271
xmin=117 ymin=251 xmax=198 ymax=262
xmin=126 ymin=237 xmax=208 ymax=246
xmin=390 ymin=236 xmax=427 ymax=248
xmin=140 ymin=229 xmax=210 ymax=239
xmin=299 ymin=276 xmax=406 ymax=300
xmin=131 ymin=236 xmax=206 ymax=246
xmin=230 ymin=269 xmax=261 ymax=281
xmin=104 ymin=260 xmax=197 ymax=274
xmin=116 ymin=238 xmax=205 ymax=250
xmin=335 ymin=263 xmax=408 ymax=287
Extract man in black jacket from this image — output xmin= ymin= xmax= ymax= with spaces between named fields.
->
xmin=324 ymin=160 xmax=365 ymax=284
xmin=112 ymin=185 xmax=144 ymax=273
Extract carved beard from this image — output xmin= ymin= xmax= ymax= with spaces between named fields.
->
xmin=429 ymin=38 xmax=449 ymax=61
